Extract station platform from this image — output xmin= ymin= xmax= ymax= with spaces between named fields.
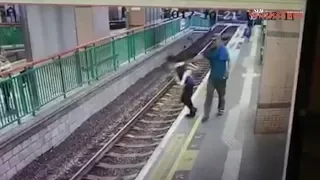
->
xmin=136 ymin=27 xmax=287 ymax=180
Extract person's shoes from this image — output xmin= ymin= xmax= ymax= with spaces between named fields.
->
xmin=217 ymin=109 xmax=224 ymax=116
xmin=202 ymin=116 xmax=209 ymax=122
xmin=186 ymin=108 xmax=197 ymax=118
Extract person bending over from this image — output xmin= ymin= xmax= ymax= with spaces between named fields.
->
xmin=174 ymin=61 xmax=198 ymax=118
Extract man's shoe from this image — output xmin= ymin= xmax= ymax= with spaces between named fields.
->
xmin=217 ymin=109 xmax=224 ymax=116
xmin=186 ymin=108 xmax=197 ymax=118
xmin=202 ymin=116 xmax=209 ymax=122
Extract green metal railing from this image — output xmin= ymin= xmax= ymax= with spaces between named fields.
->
xmin=0 ymin=18 xmax=186 ymax=129
xmin=188 ymin=16 xmax=211 ymax=28
xmin=0 ymin=24 xmax=24 ymax=46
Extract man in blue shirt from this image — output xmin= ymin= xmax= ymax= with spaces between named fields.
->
xmin=190 ymin=36 xmax=230 ymax=121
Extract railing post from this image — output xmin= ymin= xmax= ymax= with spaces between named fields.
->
xmin=155 ymin=25 xmax=160 ymax=46
xmin=91 ymin=44 xmax=98 ymax=80
xmin=132 ymin=30 xmax=136 ymax=60
xmin=127 ymin=32 xmax=131 ymax=63
xmin=84 ymin=46 xmax=91 ymax=84
xmin=8 ymin=75 xmax=20 ymax=124
xmin=26 ymin=67 xmax=39 ymax=115
xmin=152 ymin=24 xmax=157 ymax=48
xmin=164 ymin=23 xmax=167 ymax=44
xmin=58 ymin=56 xmax=67 ymax=98
xmin=144 ymin=27 xmax=147 ymax=53
xmin=24 ymin=68 xmax=39 ymax=116
xmin=112 ymin=37 xmax=117 ymax=71
xmin=74 ymin=50 xmax=83 ymax=86
xmin=17 ymin=70 xmax=28 ymax=115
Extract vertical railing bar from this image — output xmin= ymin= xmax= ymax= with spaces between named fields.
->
xmin=75 ymin=49 xmax=83 ymax=86
xmin=84 ymin=46 xmax=91 ymax=84
xmin=111 ymin=37 xmax=117 ymax=71
xmin=18 ymin=69 xmax=28 ymax=115
xmin=127 ymin=32 xmax=131 ymax=63
xmin=144 ymin=27 xmax=147 ymax=53
xmin=92 ymin=44 xmax=98 ymax=80
xmin=58 ymin=55 xmax=67 ymax=98
xmin=8 ymin=75 xmax=20 ymax=124
xmin=132 ymin=30 xmax=136 ymax=60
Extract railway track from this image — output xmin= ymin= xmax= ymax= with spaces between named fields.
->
xmin=70 ymin=25 xmax=238 ymax=180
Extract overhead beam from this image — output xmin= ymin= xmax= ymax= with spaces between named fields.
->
xmin=0 ymin=0 xmax=305 ymax=11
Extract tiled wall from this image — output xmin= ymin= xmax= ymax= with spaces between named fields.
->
xmin=255 ymin=19 xmax=301 ymax=133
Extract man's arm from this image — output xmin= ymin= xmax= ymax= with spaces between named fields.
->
xmin=226 ymin=49 xmax=230 ymax=72
xmin=224 ymin=49 xmax=230 ymax=78
xmin=185 ymin=54 xmax=207 ymax=64
xmin=226 ymin=57 xmax=230 ymax=73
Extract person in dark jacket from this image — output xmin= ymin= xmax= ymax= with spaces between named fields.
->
xmin=174 ymin=61 xmax=198 ymax=117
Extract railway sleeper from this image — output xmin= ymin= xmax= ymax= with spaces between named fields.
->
xmin=140 ymin=119 xmax=175 ymax=124
xmin=115 ymin=142 xmax=159 ymax=148
xmin=96 ymin=162 xmax=146 ymax=169
xmin=159 ymin=97 xmax=180 ymax=102
xmin=125 ymin=133 xmax=166 ymax=139
xmin=132 ymin=126 xmax=170 ymax=131
xmin=155 ymin=102 xmax=183 ymax=109
xmin=151 ymin=106 xmax=182 ymax=113
xmin=106 ymin=151 xmax=153 ymax=158
xmin=146 ymin=112 xmax=179 ymax=118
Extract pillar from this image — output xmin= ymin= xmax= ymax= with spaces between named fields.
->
xmin=92 ymin=7 xmax=110 ymax=39
xmin=128 ymin=7 xmax=146 ymax=27
xmin=26 ymin=5 xmax=78 ymax=60
xmin=25 ymin=5 xmax=110 ymax=60
xmin=145 ymin=8 xmax=162 ymax=24
xmin=255 ymin=19 xmax=302 ymax=133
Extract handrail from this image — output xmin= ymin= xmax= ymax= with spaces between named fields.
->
xmin=0 ymin=17 xmax=182 ymax=77
xmin=0 ymin=23 xmax=22 ymax=27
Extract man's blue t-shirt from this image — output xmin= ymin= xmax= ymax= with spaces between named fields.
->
xmin=203 ymin=45 xmax=229 ymax=80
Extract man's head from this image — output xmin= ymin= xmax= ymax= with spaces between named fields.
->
xmin=211 ymin=35 xmax=222 ymax=49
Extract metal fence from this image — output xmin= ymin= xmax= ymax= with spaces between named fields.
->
xmin=0 ymin=16 xmax=211 ymax=129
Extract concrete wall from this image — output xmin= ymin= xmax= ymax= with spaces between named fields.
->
xmin=255 ymin=19 xmax=302 ymax=133
xmin=25 ymin=5 xmax=110 ymax=60
xmin=0 ymin=31 xmax=204 ymax=180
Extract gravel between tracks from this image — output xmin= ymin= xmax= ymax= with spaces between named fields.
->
xmin=11 ymin=65 xmax=174 ymax=180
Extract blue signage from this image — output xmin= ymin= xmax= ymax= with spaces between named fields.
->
xmin=217 ymin=10 xmax=248 ymax=23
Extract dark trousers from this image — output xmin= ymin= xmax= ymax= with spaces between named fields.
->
xmin=181 ymin=84 xmax=194 ymax=111
xmin=204 ymin=78 xmax=227 ymax=118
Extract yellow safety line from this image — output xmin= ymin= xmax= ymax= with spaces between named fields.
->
xmin=150 ymin=134 xmax=186 ymax=180
xmin=165 ymin=116 xmax=202 ymax=180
